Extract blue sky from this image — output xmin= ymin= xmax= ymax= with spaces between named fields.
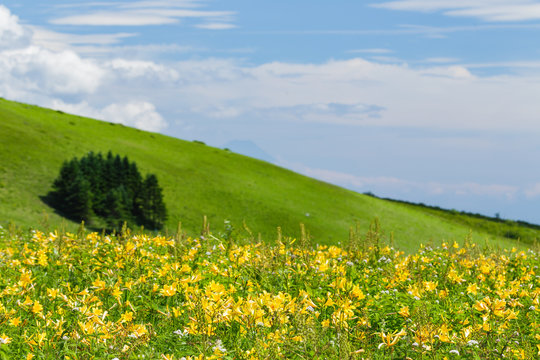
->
xmin=2 ymin=1 xmax=540 ymax=223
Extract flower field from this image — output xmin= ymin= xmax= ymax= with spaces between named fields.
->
xmin=0 ymin=225 xmax=539 ymax=359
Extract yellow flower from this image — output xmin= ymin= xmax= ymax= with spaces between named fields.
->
xmin=160 ymin=284 xmax=177 ymax=297
xmin=47 ymin=288 xmax=59 ymax=298
xmin=22 ymin=296 xmax=33 ymax=306
xmin=9 ymin=317 xmax=22 ymax=327
xmin=379 ymin=328 xmax=406 ymax=348
xmin=32 ymin=301 xmax=43 ymax=314
xmin=467 ymin=283 xmax=479 ymax=295
xmin=121 ymin=311 xmax=134 ymax=323
xmin=0 ymin=334 xmax=12 ymax=344
xmin=351 ymin=284 xmax=366 ymax=300
xmin=92 ymin=279 xmax=106 ymax=291
xmin=398 ymin=306 xmax=410 ymax=318
xmin=19 ymin=272 xmax=33 ymax=287
xmin=424 ymin=281 xmax=438 ymax=292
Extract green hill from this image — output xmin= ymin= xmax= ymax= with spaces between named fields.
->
xmin=0 ymin=98 xmax=537 ymax=252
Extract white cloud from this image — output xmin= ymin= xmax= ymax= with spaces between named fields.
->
xmin=30 ymin=26 xmax=136 ymax=52
xmin=106 ymin=59 xmax=180 ymax=81
xmin=51 ymin=100 xmax=168 ymax=132
xmin=0 ymin=46 xmax=104 ymax=96
xmin=373 ymin=0 xmax=540 ymax=22
xmin=51 ymin=12 xmax=179 ymax=26
xmin=0 ymin=5 xmax=31 ymax=49
xmin=0 ymin=5 xmax=166 ymax=133
xmin=169 ymin=58 xmax=540 ymax=132
xmin=247 ymin=103 xmax=385 ymax=124
xmin=195 ymin=23 xmax=237 ymax=30
xmin=101 ymin=102 xmax=167 ymax=132
xmin=50 ymin=2 xmax=236 ymax=27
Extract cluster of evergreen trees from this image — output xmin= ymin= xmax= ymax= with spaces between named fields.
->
xmin=48 ymin=151 xmax=167 ymax=230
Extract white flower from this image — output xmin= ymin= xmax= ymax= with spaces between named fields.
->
xmin=213 ymin=339 xmax=227 ymax=353
xmin=449 ymin=350 xmax=459 ymax=355
xmin=467 ymin=339 xmax=479 ymax=346
xmin=174 ymin=329 xmax=189 ymax=337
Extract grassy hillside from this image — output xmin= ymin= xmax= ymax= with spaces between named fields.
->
xmin=0 ymin=98 xmax=537 ymax=252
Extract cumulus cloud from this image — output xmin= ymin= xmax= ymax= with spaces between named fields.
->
xmin=0 ymin=5 xmax=168 ymax=133
xmin=101 ymin=102 xmax=167 ymax=132
xmin=0 ymin=46 xmax=104 ymax=96
xmin=51 ymin=100 xmax=168 ymax=132
xmin=0 ymin=5 xmax=32 ymax=49
xmin=168 ymin=58 xmax=540 ymax=132
xmin=106 ymin=59 xmax=180 ymax=81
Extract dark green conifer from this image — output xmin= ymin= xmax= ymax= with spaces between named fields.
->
xmin=48 ymin=152 xmax=167 ymax=231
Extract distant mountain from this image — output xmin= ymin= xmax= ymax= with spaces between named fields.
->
xmin=223 ymin=140 xmax=275 ymax=163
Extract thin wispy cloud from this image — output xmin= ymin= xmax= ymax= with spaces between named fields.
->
xmin=285 ymin=162 xmax=520 ymax=200
xmin=50 ymin=1 xmax=235 ymax=28
xmin=30 ymin=27 xmax=137 ymax=51
xmin=347 ymin=48 xmax=393 ymax=54
xmin=373 ymin=0 xmax=540 ymax=22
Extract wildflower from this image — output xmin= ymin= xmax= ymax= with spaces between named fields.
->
xmin=160 ymin=284 xmax=177 ymax=297
xmin=398 ymin=306 xmax=410 ymax=318
xmin=466 ymin=283 xmax=479 ymax=295
xmin=32 ymin=301 xmax=43 ymax=314
xmin=120 ymin=311 xmax=134 ymax=323
xmin=19 ymin=271 xmax=33 ymax=287
xmin=213 ymin=339 xmax=227 ymax=353
xmin=379 ymin=328 xmax=407 ymax=349
xmin=22 ymin=296 xmax=33 ymax=306
xmin=0 ymin=334 xmax=11 ymax=344
xmin=9 ymin=317 xmax=21 ymax=327
xmin=424 ymin=281 xmax=438 ymax=292
xmin=174 ymin=329 xmax=189 ymax=337
xmin=467 ymin=340 xmax=479 ymax=346
xmin=47 ymin=288 xmax=59 ymax=298
xmin=449 ymin=349 xmax=460 ymax=355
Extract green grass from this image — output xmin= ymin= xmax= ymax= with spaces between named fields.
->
xmin=0 ymin=97 xmax=538 ymax=252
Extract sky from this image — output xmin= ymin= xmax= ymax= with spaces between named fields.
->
xmin=2 ymin=1 xmax=540 ymax=224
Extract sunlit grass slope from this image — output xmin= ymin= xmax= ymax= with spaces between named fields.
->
xmin=0 ymin=98 xmax=537 ymax=252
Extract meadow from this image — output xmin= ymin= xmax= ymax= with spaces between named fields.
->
xmin=0 ymin=224 xmax=538 ymax=359
xmin=1 ymin=97 xmax=540 ymax=253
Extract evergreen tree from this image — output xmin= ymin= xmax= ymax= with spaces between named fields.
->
xmin=48 ymin=151 xmax=167 ymax=231
xmin=50 ymin=159 xmax=92 ymax=222
xmin=140 ymin=174 xmax=167 ymax=230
